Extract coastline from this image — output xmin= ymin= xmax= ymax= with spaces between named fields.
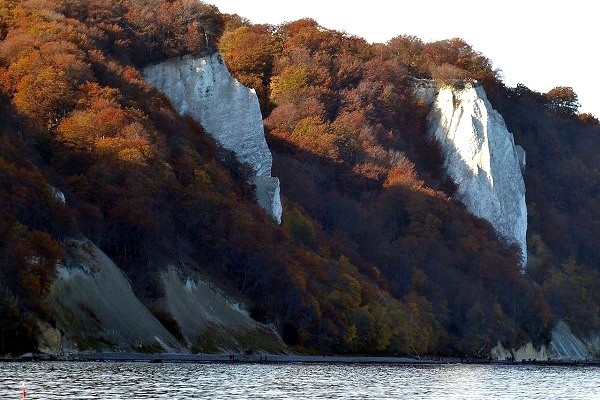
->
xmin=2 ymin=352 xmax=598 ymax=366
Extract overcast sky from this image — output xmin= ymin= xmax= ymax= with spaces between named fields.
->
xmin=208 ymin=0 xmax=598 ymax=117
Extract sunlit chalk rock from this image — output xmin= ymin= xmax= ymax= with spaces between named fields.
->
xmin=417 ymin=81 xmax=527 ymax=268
xmin=143 ymin=53 xmax=282 ymax=223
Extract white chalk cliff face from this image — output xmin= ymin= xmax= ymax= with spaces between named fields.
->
xmin=42 ymin=188 xmax=283 ymax=354
xmin=48 ymin=239 xmax=182 ymax=352
xmin=160 ymin=269 xmax=284 ymax=352
xmin=423 ymin=83 xmax=527 ymax=267
xmin=492 ymin=320 xmax=600 ymax=361
xmin=142 ymin=53 xmax=282 ymax=223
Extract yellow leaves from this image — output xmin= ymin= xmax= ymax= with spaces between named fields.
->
xmin=270 ymin=65 xmax=309 ymax=103
xmin=326 ymin=274 xmax=362 ymax=315
xmin=77 ymin=82 xmax=121 ymax=110
xmin=95 ymin=122 xmax=152 ymax=165
xmin=56 ymin=109 xmax=98 ymax=152
xmin=13 ymin=65 xmax=73 ymax=127
xmin=291 ymin=116 xmax=326 ymax=139
xmin=291 ymin=116 xmax=340 ymax=161
xmin=57 ymin=103 xmax=155 ymax=165
xmin=402 ymin=291 xmax=440 ymax=354
xmin=219 ymin=25 xmax=279 ymax=75
xmin=283 ymin=206 xmax=318 ymax=248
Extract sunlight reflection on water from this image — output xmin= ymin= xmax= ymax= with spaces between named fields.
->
xmin=0 ymin=362 xmax=598 ymax=399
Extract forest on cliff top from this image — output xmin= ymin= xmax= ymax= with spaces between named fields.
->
xmin=0 ymin=0 xmax=598 ymax=356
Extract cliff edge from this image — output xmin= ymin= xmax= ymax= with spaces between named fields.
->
xmin=143 ymin=53 xmax=282 ymax=222
xmin=419 ymin=82 xmax=527 ymax=267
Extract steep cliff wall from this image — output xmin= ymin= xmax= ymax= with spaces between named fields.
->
xmin=421 ymin=82 xmax=528 ymax=267
xmin=160 ymin=269 xmax=285 ymax=353
xmin=142 ymin=53 xmax=282 ymax=222
xmin=47 ymin=239 xmax=181 ymax=353
xmin=46 ymin=240 xmax=285 ymax=354
xmin=491 ymin=320 xmax=600 ymax=361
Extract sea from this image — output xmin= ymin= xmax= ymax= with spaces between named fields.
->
xmin=0 ymin=362 xmax=598 ymax=399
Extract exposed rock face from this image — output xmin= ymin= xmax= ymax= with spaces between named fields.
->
xmin=46 ymin=239 xmax=285 ymax=354
xmin=491 ymin=341 xmax=549 ymax=362
xmin=142 ymin=53 xmax=282 ymax=222
xmin=515 ymin=145 xmax=526 ymax=170
xmin=36 ymin=320 xmax=64 ymax=354
xmin=491 ymin=320 xmax=600 ymax=361
xmin=49 ymin=185 xmax=65 ymax=203
xmin=160 ymin=269 xmax=284 ymax=352
xmin=48 ymin=239 xmax=182 ymax=352
xmin=550 ymin=320 xmax=599 ymax=360
xmin=421 ymin=82 xmax=527 ymax=267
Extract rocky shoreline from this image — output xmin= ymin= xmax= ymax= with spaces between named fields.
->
xmin=2 ymin=352 xmax=598 ymax=366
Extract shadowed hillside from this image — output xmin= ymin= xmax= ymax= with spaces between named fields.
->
xmin=0 ymin=1 xmax=597 ymax=357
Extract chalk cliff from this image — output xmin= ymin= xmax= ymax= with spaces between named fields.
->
xmin=492 ymin=320 xmax=600 ymax=361
xmin=48 ymin=239 xmax=182 ymax=353
xmin=46 ymin=239 xmax=285 ymax=353
xmin=142 ymin=53 xmax=282 ymax=222
xmin=159 ymin=269 xmax=284 ymax=353
xmin=420 ymin=82 xmax=527 ymax=267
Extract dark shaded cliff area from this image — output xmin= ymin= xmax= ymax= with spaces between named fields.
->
xmin=0 ymin=1 xmax=597 ymax=357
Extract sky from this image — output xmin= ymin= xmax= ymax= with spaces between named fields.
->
xmin=208 ymin=0 xmax=599 ymax=117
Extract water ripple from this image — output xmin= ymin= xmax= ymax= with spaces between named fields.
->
xmin=0 ymin=362 xmax=598 ymax=399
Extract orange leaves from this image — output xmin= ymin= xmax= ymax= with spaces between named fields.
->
xmin=280 ymin=18 xmax=343 ymax=57
xmin=577 ymin=113 xmax=599 ymax=125
xmin=219 ymin=24 xmax=279 ymax=110
xmin=121 ymin=0 xmax=223 ymax=63
xmin=1 ymin=197 xmax=63 ymax=298
xmin=77 ymin=82 xmax=121 ymax=109
xmin=1 ymin=1 xmax=575 ymax=355
xmin=0 ymin=11 xmax=92 ymax=128
xmin=57 ymin=103 xmax=154 ymax=165
xmin=219 ymin=25 xmax=278 ymax=77
xmin=544 ymin=86 xmax=580 ymax=116
xmin=13 ymin=66 xmax=74 ymax=128
xmin=383 ymin=158 xmax=420 ymax=189
xmin=0 ymin=31 xmax=36 ymax=62
xmin=56 ymin=77 xmax=157 ymax=165
xmin=14 ymin=229 xmax=62 ymax=296
xmin=269 ymin=65 xmax=310 ymax=104
xmin=290 ymin=116 xmax=340 ymax=162
xmin=95 ymin=122 xmax=152 ymax=164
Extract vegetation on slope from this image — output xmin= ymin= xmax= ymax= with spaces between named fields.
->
xmin=0 ymin=1 xmax=597 ymax=355
xmin=219 ymin=17 xmax=599 ymax=343
xmin=488 ymin=85 xmax=600 ymax=336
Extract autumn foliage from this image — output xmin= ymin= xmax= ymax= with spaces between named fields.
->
xmin=0 ymin=1 xmax=597 ymax=355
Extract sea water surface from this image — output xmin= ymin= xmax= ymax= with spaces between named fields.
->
xmin=0 ymin=362 xmax=599 ymax=399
